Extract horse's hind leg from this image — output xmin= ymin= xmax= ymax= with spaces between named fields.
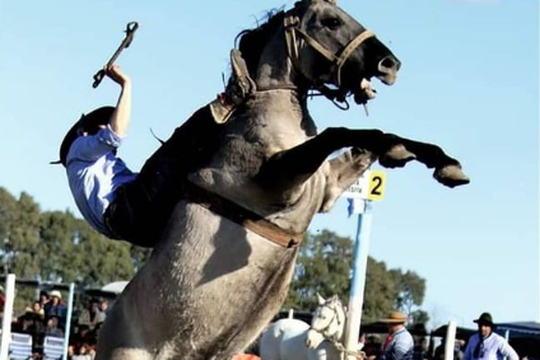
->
xmin=386 ymin=136 xmax=470 ymax=187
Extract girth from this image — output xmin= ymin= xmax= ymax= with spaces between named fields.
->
xmin=183 ymin=182 xmax=304 ymax=249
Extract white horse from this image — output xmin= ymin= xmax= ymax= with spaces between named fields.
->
xmin=259 ymin=295 xmax=349 ymax=360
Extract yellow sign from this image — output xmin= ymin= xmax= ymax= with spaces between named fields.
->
xmin=367 ymin=170 xmax=386 ymax=201
xmin=342 ymin=170 xmax=387 ymax=201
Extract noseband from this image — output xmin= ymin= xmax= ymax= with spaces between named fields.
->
xmin=284 ymin=11 xmax=375 ymax=88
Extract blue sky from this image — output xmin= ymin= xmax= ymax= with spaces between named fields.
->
xmin=0 ymin=0 xmax=538 ymax=329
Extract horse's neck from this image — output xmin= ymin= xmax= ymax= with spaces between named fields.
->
xmin=241 ymin=90 xmax=316 ymax=143
xmin=254 ymin=31 xmax=301 ymax=92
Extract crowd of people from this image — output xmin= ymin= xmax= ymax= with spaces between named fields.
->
xmin=0 ymin=286 xmax=532 ymax=360
xmin=6 ymin=290 xmax=109 ymax=360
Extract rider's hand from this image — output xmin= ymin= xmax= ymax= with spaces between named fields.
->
xmin=105 ymin=64 xmax=131 ymax=87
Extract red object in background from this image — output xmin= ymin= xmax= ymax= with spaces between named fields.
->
xmin=232 ymin=354 xmax=261 ymax=360
xmin=0 ymin=294 xmax=5 ymax=313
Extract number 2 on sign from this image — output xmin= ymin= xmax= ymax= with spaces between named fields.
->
xmin=367 ymin=170 xmax=386 ymax=201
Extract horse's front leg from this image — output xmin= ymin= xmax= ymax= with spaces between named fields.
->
xmin=255 ymin=128 xmax=415 ymax=197
xmin=320 ymin=148 xmax=376 ymax=213
xmin=394 ymin=136 xmax=470 ymax=187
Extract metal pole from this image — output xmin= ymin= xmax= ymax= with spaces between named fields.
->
xmin=503 ymin=330 xmax=510 ymax=360
xmin=444 ymin=321 xmax=457 ymax=360
xmin=344 ymin=200 xmax=373 ymax=360
xmin=62 ymin=283 xmax=75 ymax=360
xmin=0 ymin=274 xmax=16 ymax=360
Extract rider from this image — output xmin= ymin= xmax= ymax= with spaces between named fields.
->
xmin=58 ymin=64 xmax=224 ymax=247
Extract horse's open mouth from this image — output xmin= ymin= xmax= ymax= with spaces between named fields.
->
xmin=353 ymin=70 xmax=398 ymax=105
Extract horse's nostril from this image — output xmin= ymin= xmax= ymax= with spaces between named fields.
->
xmin=379 ymin=56 xmax=400 ymax=71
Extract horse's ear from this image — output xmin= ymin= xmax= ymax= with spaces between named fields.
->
xmin=325 ymin=0 xmax=338 ymax=4
xmin=317 ymin=293 xmax=326 ymax=305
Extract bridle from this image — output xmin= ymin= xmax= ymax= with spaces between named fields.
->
xmin=310 ymin=301 xmax=345 ymax=340
xmin=283 ymin=6 xmax=376 ymax=89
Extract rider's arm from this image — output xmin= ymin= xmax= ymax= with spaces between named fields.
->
xmin=105 ymin=64 xmax=131 ymax=137
xmin=67 ymin=128 xmax=124 ymax=164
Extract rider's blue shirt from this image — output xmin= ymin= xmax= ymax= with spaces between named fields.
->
xmin=66 ymin=125 xmax=137 ymax=237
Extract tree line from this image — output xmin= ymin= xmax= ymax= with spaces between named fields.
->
xmin=0 ymin=187 xmax=428 ymax=323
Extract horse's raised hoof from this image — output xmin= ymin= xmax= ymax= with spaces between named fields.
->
xmin=379 ymin=145 xmax=416 ymax=168
xmin=434 ymin=165 xmax=470 ymax=188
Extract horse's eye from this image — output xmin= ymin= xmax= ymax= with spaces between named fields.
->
xmin=321 ymin=17 xmax=342 ymax=30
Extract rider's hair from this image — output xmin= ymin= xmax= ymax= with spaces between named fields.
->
xmin=57 ymin=106 xmax=115 ymax=167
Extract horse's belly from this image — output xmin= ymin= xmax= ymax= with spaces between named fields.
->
xmin=106 ymin=202 xmax=299 ymax=360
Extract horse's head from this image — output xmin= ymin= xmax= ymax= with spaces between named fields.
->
xmin=306 ymin=294 xmax=346 ymax=349
xmin=288 ymin=0 xmax=400 ymax=104
xmin=237 ymin=0 xmax=400 ymax=106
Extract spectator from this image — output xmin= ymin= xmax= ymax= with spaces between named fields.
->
xmin=78 ymin=298 xmax=106 ymax=331
xmin=72 ymin=325 xmax=95 ymax=348
xmin=44 ymin=290 xmax=67 ymax=329
xmin=455 ymin=339 xmax=466 ymax=360
xmin=413 ymin=338 xmax=430 ymax=360
xmin=358 ymin=333 xmax=367 ymax=351
xmin=99 ymin=298 xmax=109 ymax=315
xmin=434 ymin=337 xmax=463 ymax=360
xmin=379 ymin=311 xmax=414 ymax=360
xmin=30 ymin=300 xmax=45 ymax=318
xmin=39 ymin=290 xmax=50 ymax=308
xmin=72 ymin=343 xmax=93 ymax=360
xmin=363 ymin=334 xmax=382 ymax=360
xmin=433 ymin=339 xmax=445 ymax=360
xmin=463 ymin=313 xmax=518 ymax=360
xmin=45 ymin=315 xmax=64 ymax=338
xmin=87 ymin=344 xmax=97 ymax=360
xmin=20 ymin=310 xmax=45 ymax=353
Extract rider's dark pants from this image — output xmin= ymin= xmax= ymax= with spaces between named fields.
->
xmin=104 ymin=104 xmax=223 ymax=248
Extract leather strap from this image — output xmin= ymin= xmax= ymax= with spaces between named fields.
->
xmin=184 ymin=182 xmax=304 ymax=249
xmin=284 ymin=12 xmax=376 ymax=87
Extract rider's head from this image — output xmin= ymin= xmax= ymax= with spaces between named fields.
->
xmin=58 ymin=106 xmax=115 ymax=167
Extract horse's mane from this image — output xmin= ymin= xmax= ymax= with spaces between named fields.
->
xmin=236 ymin=10 xmax=286 ymax=77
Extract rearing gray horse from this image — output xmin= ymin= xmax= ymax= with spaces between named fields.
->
xmin=96 ymin=1 xmax=469 ymax=359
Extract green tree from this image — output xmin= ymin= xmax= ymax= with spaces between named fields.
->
xmin=284 ymin=229 xmax=429 ymax=324
xmin=410 ymin=309 xmax=429 ymax=325
xmin=0 ymin=189 xmax=41 ymax=278
xmin=285 ymin=230 xmax=353 ymax=311
xmin=0 ymin=187 xmax=18 ymax=275
xmin=38 ymin=211 xmax=80 ymax=282
xmin=391 ymin=269 xmax=428 ymax=323
xmin=129 ymin=245 xmax=152 ymax=272
xmin=362 ymin=257 xmax=398 ymax=322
